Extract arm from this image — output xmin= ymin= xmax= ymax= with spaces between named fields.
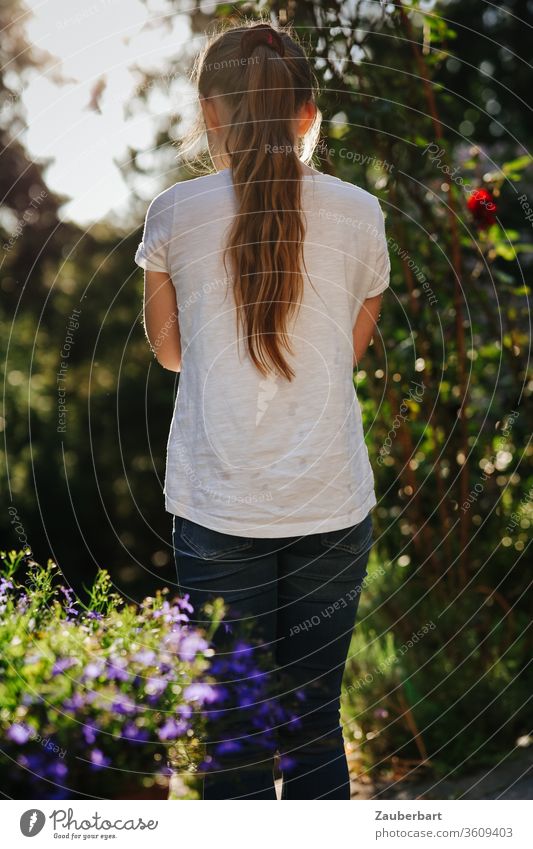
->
xmin=352 ymin=195 xmax=390 ymax=367
xmin=352 ymin=292 xmax=384 ymax=368
xmin=143 ymin=269 xmax=181 ymax=372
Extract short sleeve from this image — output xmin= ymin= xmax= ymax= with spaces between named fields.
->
xmin=134 ymin=191 xmax=172 ymax=273
xmin=366 ymin=199 xmax=391 ymax=298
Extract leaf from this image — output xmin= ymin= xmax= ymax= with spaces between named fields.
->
xmin=493 ymin=268 xmax=517 ymax=285
xmin=501 ymin=155 xmax=533 ymax=175
xmin=493 ymin=244 xmax=516 ymax=261
xmin=493 ymin=242 xmax=533 ymax=261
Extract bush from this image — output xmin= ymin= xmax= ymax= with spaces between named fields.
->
xmin=0 ymin=549 xmax=217 ymax=799
xmin=0 ymin=548 xmax=303 ymax=799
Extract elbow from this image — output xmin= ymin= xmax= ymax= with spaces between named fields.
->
xmin=153 ymin=348 xmax=181 ymax=372
xmin=161 ymin=358 xmax=181 ymax=373
xmin=145 ymin=325 xmax=181 ymax=372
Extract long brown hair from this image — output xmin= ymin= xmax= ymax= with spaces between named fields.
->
xmin=179 ymin=20 xmax=321 ymax=380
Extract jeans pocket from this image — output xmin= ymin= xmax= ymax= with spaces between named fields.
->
xmin=179 ymin=517 xmax=254 ymax=560
xmin=320 ymin=512 xmax=373 ymax=557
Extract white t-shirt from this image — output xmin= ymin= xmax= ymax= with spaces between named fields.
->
xmin=135 ymin=167 xmax=390 ymax=538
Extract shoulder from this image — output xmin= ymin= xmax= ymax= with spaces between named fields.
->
xmin=308 ymin=171 xmax=382 ymax=216
xmin=161 ymin=170 xmax=231 ymax=208
xmin=143 ymin=183 xmax=177 ymax=227
xmin=145 ymin=170 xmax=222 ymax=209
xmin=308 ymin=174 xmax=386 ymax=236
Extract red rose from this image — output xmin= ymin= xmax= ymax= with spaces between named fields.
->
xmin=467 ymin=188 xmax=497 ymax=229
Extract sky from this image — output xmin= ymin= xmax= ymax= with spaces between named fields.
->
xmin=21 ymin=0 xmax=200 ymax=226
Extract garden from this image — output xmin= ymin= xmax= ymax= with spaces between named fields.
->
xmin=1 ymin=0 xmax=531 ymax=800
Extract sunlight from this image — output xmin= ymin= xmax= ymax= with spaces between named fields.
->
xmin=20 ymin=0 xmax=192 ymax=225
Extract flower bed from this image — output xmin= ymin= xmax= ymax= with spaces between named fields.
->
xmin=0 ymin=549 xmax=218 ymax=799
xmin=1 ymin=549 xmax=303 ymax=800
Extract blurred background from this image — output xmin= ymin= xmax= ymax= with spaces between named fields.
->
xmin=1 ymin=0 xmax=531 ymax=793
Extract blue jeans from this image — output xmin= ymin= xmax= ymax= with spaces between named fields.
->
xmin=172 ymin=511 xmax=373 ymax=800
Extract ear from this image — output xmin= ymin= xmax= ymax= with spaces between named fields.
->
xmin=200 ymin=95 xmax=221 ymax=132
xmin=297 ymin=100 xmax=317 ymax=137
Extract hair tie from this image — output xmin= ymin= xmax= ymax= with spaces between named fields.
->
xmin=240 ymin=25 xmax=285 ymax=59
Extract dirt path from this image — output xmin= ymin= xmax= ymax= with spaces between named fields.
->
xmin=350 ymin=746 xmax=533 ymax=800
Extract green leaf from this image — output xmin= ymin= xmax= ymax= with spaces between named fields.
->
xmin=493 ymin=244 xmax=516 ymax=261
xmin=501 ymin=155 xmax=533 ymax=175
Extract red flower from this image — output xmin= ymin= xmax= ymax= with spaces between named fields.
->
xmin=467 ymin=188 xmax=497 ymax=229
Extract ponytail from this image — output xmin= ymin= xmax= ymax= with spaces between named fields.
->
xmin=183 ymin=21 xmax=320 ymax=380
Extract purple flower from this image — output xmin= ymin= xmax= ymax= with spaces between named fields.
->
xmin=105 ymin=658 xmax=130 ymax=682
xmin=122 ymin=722 xmax=150 ymax=742
xmin=145 ymin=677 xmax=167 ymax=697
xmin=82 ymin=660 xmax=105 ymax=680
xmin=209 ymin=659 xmax=228 ymax=676
xmin=0 ymin=578 xmax=13 ymax=597
xmin=162 ymin=630 xmax=187 ymax=652
xmin=178 ymin=597 xmax=194 ymax=615
xmin=16 ymin=594 xmax=30 ymax=612
xmin=18 ymin=752 xmax=42 ymax=771
xmin=284 ymin=715 xmax=302 ymax=732
xmin=62 ymin=692 xmax=85 ymax=712
xmin=7 ymin=722 xmax=32 ymax=744
xmin=158 ymin=764 xmax=174 ymax=777
xmin=52 ymin=657 xmax=78 ymax=676
xmin=152 ymin=601 xmax=172 ymax=621
xmin=198 ymin=755 xmax=219 ymax=772
xmin=17 ymin=749 xmax=69 ymax=796
xmin=60 ymin=586 xmax=79 ymax=618
xmin=178 ymin=633 xmax=209 ymax=662
xmin=177 ymin=704 xmax=193 ymax=720
xmin=111 ymin=694 xmax=136 ymax=716
xmin=157 ymin=718 xmax=188 ymax=741
xmin=208 ymin=685 xmax=230 ymax=705
xmin=214 ymin=740 xmax=243 ymax=756
xmin=132 ymin=649 xmax=157 ymax=665
xmin=233 ymin=640 xmax=254 ymax=660
xmin=47 ymin=760 xmax=68 ymax=780
xmin=89 ymin=748 xmax=110 ymax=769
xmin=82 ymin=723 xmax=98 ymax=744
xmin=279 ymin=754 xmax=297 ymax=773
xmin=169 ymin=614 xmax=189 ymax=628
xmin=184 ymin=683 xmax=218 ymax=704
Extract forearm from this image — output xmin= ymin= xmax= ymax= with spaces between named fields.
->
xmin=352 ymin=293 xmax=384 ymax=367
xmin=143 ymin=270 xmax=182 ymax=372
xmin=144 ymin=310 xmax=181 ymax=371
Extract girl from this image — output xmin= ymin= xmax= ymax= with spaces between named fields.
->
xmin=135 ymin=20 xmax=390 ymax=800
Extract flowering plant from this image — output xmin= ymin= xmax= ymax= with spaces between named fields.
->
xmin=1 ymin=549 xmax=304 ymax=800
xmin=0 ymin=549 xmax=219 ymax=799
xmin=466 ymin=187 xmax=498 ymax=229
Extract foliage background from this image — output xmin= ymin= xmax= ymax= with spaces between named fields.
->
xmin=1 ymin=0 xmax=531 ymax=780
